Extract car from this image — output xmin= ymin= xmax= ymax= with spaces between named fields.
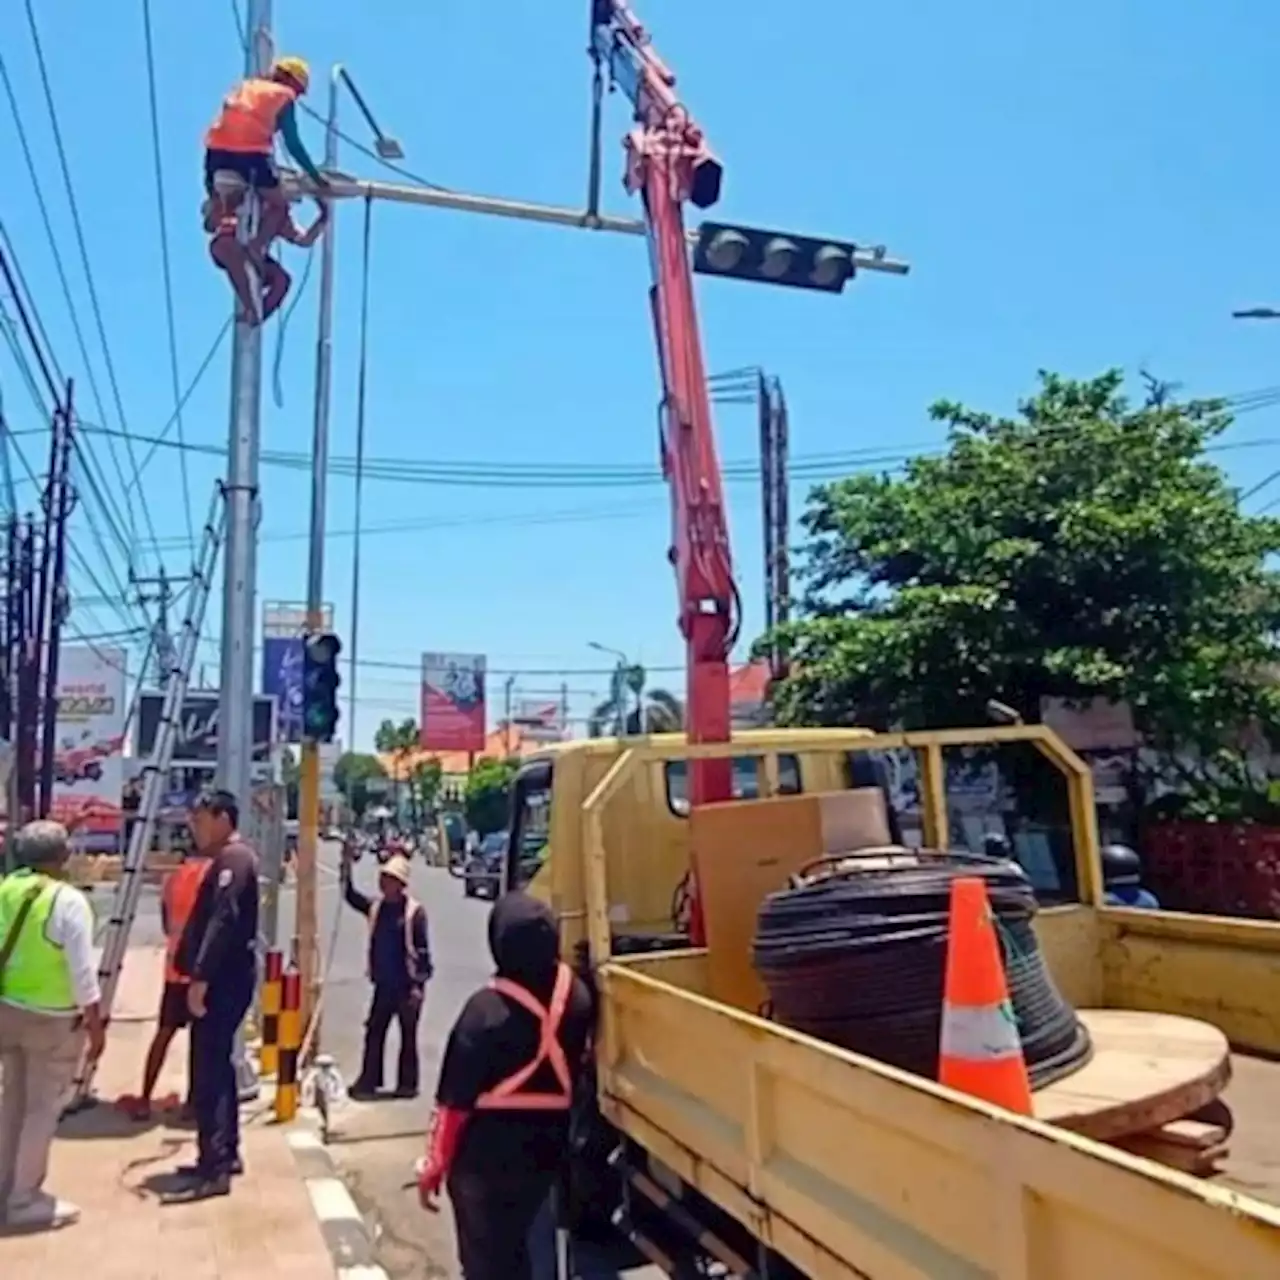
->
xmin=463 ymin=832 xmax=507 ymax=899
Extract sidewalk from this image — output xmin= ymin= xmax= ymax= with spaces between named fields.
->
xmin=0 ymin=946 xmax=339 ymax=1279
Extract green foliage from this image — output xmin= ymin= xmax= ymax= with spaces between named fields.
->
xmin=765 ymin=370 xmax=1280 ymax=763
xmin=588 ymin=662 xmax=685 ymax=736
xmin=332 ymin=752 xmax=387 ymax=817
xmin=464 ymin=756 xmax=521 ymax=836
xmin=409 ymin=757 xmax=443 ymax=819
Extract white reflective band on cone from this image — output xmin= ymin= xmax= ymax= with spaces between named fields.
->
xmin=940 ymin=1000 xmax=1023 ymax=1061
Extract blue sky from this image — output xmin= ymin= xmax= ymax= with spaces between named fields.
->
xmin=2 ymin=1 xmax=1279 ymax=751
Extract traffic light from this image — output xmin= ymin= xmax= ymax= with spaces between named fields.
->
xmin=302 ymin=631 xmax=342 ymax=744
xmin=692 ymin=221 xmax=859 ymax=294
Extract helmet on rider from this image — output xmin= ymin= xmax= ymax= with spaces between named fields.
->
xmin=1100 ymin=843 xmax=1142 ymax=889
xmin=270 ymin=56 xmax=310 ymax=94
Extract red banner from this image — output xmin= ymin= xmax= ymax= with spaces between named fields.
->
xmin=419 ymin=652 xmax=486 ymax=753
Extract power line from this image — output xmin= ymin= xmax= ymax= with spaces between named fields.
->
xmin=23 ymin=0 xmax=162 ymax=566
xmin=140 ymin=0 xmax=195 ymax=556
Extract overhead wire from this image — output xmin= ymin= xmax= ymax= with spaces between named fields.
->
xmin=21 ymin=0 xmax=162 ymax=565
xmin=139 ymin=0 xmax=196 ymax=556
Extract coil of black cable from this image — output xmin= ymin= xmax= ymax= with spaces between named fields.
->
xmin=752 ymin=851 xmax=1092 ymax=1089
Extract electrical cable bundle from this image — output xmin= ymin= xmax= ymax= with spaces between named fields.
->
xmin=753 ymin=851 xmax=1092 ymax=1088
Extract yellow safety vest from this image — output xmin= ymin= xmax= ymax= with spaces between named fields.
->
xmin=0 ymin=870 xmax=78 ymax=1013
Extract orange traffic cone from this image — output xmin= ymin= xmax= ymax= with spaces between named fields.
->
xmin=938 ymin=876 xmax=1033 ymax=1114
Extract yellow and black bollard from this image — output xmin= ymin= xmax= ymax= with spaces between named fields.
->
xmin=260 ymin=949 xmax=284 ymax=1079
xmin=274 ymin=969 xmax=302 ymax=1122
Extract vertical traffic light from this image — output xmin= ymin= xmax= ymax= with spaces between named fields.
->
xmin=302 ymin=631 xmax=342 ymax=744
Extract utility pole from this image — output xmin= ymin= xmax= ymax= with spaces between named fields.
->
xmin=217 ymin=0 xmax=271 ymax=821
xmin=37 ymin=382 xmax=74 ymax=818
xmin=13 ymin=517 xmax=37 ymax=821
xmin=134 ymin=568 xmax=185 ymax=686
xmin=293 ymin=64 xmax=341 ymax=1047
xmin=504 ymin=675 xmax=515 ymax=754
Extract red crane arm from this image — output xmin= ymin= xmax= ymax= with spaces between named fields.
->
xmin=592 ymin=2 xmax=738 ymax=939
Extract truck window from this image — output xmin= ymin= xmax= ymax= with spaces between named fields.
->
xmin=665 ymin=753 xmax=801 ymax=815
xmin=506 ymin=758 xmax=553 ymax=891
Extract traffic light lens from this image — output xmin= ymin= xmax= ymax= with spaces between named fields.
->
xmin=706 ymin=229 xmax=749 ymax=271
xmin=811 ymin=245 xmax=851 ymax=288
xmin=760 ymin=237 xmax=798 ymax=280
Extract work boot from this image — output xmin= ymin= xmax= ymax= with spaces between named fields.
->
xmin=3 ymin=1192 xmax=81 ymax=1231
xmin=161 ymin=1173 xmax=231 ymax=1205
xmin=175 ymin=1157 xmax=244 ymax=1178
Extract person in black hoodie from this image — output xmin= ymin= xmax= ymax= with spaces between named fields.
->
xmin=417 ymin=892 xmax=594 ymax=1280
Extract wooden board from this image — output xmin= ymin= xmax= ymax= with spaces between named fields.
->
xmin=1033 ymin=1009 xmax=1232 ymax=1142
xmin=692 ymin=795 xmax=824 ymax=1015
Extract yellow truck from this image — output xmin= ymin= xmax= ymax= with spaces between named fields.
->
xmin=504 ymin=724 xmax=1280 ymax=1279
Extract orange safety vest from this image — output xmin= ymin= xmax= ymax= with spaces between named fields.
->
xmin=205 ymin=78 xmax=297 ymax=154
xmin=475 ymin=963 xmax=574 ymax=1111
xmin=163 ymin=857 xmax=212 ymax=983
xmin=367 ymin=896 xmax=424 ymax=981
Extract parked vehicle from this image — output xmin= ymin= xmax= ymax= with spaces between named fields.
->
xmin=463 ymin=831 xmax=506 ymax=899
xmin=502 ymin=726 xmax=1280 ymax=1278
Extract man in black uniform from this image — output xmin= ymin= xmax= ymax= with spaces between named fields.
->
xmin=417 ymin=892 xmax=595 ymax=1280
xmin=341 ymin=850 xmax=433 ymax=1099
xmin=168 ymin=789 xmax=260 ymax=1202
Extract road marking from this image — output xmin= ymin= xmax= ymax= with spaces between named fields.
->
xmin=288 ymin=1127 xmax=389 ymax=1279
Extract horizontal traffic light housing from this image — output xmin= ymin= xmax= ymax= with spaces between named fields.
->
xmin=302 ymin=630 xmax=342 ymax=744
xmin=692 ymin=222 xmax=858 ymax=293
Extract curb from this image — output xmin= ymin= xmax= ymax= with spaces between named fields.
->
xmin=286 ymin=1125 xmax=389 ymax=1280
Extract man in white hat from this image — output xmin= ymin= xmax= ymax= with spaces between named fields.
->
xmin=341 ymin=851 xmax=432 ymax=1099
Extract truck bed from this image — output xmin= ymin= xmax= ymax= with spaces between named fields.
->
xmin=1219 ymin=1052 xmax=1280 ymax=1208
xmin=599 ymin=951 xmax=1280 ymax=1280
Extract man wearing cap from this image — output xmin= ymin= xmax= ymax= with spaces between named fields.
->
xmin=341 ymin=850 xmax=432 ymax=1099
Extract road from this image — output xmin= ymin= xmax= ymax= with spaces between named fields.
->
xmin=285 ymin=842 xmax=658 ymax=1279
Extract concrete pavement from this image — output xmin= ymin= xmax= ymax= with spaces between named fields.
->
xmin=299 ymin=850 xmax=657 ymax=1278
xmin=0 ymin=944 xmax=337 ymax=1279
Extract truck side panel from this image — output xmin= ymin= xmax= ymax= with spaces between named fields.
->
xmin=600 ymin=960 xmax=1280 ymax=1280
xmin=1099 ymin=907 xmax=1280 ymax=1054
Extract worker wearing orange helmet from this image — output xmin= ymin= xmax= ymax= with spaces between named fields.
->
xmin=202 ymin=56 xmax=327 ymax=247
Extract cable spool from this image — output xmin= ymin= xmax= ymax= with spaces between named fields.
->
xmin=753 ymin=849 xmax=1092 ymax=1089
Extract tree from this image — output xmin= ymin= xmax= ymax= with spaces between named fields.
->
xmin=374 ymin=717 xmax=422 ymax=821
xmin=464 ymin=756 xmax=521 ymax=836
xmin=587 ymin=662 xmax=686 ymax=736
xmin=766 ymin=370 xmax=1280 ymax=764
xmin=408 ymin=757 xmax=443 ymax=823
xmin=332 ymin=752 xmax=387 ymax=818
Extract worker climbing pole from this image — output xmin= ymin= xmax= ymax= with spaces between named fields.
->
xmin=202 ymin=53 xmax=329 ymax=323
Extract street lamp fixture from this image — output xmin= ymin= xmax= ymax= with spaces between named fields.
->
xmin=1232 ymin=307 xmax=1280 ymax=321
xmin=335 ymin=66 xmax=404 ymax=160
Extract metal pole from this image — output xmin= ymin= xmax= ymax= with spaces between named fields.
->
xmin=218 ymin=0 xmax=271 ymax=1103
xmin=293 ymin=65 xmax=341 ymax=1050
xmin=289 ymin=175 xmax=914 ymax=274
xmin=218 ymin=0 xmax=271 ymax=812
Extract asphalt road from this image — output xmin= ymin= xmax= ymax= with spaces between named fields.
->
xmin=287 ymin=844 xmax=658 ymax=1279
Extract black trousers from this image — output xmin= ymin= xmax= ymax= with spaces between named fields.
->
xmin=356 ymin=984 xmax=422 ymax=1092
xmin=448 ymin=1171 xmax=553 ymax=1280
xmin=190 ymin=970 xmax=254 ymax=1175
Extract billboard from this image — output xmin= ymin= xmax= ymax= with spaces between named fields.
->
xmin=137 ymin=692 xmax=276 ymax=766
xmin=420 ymin=653 xmax=486 ymax=753
xmin=262 ymin=602 xmax=334 ymax=744
xmin=263 ymin=637 xmax=304 ymax=742
xmin=52 ymin=646 xmax=127 ymax=836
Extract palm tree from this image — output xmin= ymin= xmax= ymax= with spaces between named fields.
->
xmin=587 ymin=664 xmax=685 ymax=737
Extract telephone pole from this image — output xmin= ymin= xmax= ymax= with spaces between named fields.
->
xmin=37 ymin=383 xmax=74 ymax=818
xmin=134 ymin=568 xmax=185 ymax=686
xmin=217 ymin=0 xmax=272 ymax=816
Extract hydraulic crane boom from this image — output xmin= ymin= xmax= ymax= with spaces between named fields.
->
xmin=590 ymin=3 xmax=738 ymax=894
